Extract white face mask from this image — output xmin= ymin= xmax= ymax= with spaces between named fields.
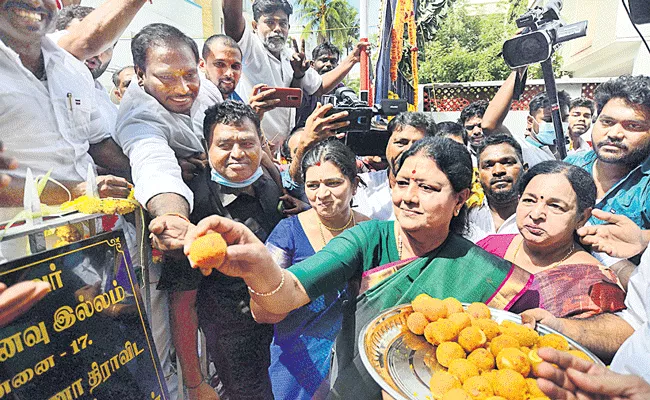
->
xmin=536 ymin=121 xmax=569 ymax=145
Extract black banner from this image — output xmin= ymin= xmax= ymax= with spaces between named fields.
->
xmin=0 ymin=231 xmax=169 ymax=399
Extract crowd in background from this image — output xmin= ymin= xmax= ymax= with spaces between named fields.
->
xmin=1 ymin=0 xmax=650 ymax=399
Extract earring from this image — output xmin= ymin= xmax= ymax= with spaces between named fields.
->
xmin=454 ymin=209 xmax=460 ymax=217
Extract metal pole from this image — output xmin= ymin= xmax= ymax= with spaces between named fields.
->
xmin=359 ymin=0 xmax=371 ymax=105
xmin=541 ymin=58 xmax=567 ymax=159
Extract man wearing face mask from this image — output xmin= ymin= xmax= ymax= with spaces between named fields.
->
xmin=223 ymin=0 xmax=368 ymax=152
xmin=525 ymin=90 xmax=571 ymax=158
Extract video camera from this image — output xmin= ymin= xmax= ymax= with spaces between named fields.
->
xmin=323 ymin=87 xmax=407 ymax=132
xmin=502 ymin=0 xmax=587 ymax=68
xmin=322 ymin=87 xmax=408 ymax=156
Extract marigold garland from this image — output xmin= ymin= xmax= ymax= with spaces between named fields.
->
xmin=389 ymin=0 xmax=418 ymax=108
xmin=61 ymin=189 xmax=139 ymax=215
xmin=466 ymin=168 xmax=485 ymax=209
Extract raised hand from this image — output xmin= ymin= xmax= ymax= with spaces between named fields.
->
xmin=290 ymin=38 xmax=310 ymax=79
xmin=248 ymin=84 xmax=281 ymax=120
xmin=302 ymin=103 xmax=349 ymax=146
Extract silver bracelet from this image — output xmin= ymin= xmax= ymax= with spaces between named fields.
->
xmin=248 ymin=270 xmax=285 ymax=297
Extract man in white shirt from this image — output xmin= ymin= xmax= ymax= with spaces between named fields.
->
xmin=54 ymin=5 xmax=131 ymax=178
xmin=0 ymin=0 xmax=133 ymax=212
xmin=222 ymin=0 xmax=367 ymax=152
xmin=465 ymin=133 xmax=525 ymax=243
xmin=114 ymin=23 xmax=223 ymax=400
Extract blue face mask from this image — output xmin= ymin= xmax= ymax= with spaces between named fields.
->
xmin=210 ymin=166 xmax=263 ymax=188
xmin=536 ymin=121 xmax=569 ymax=146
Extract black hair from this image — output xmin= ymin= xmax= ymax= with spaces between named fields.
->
xmin=594 ymin=75 xmax=650 ymax=115
xmin=387 ymin=112 xmax=438 ymax=136
xmin=301 ymin=138 xmax=358 ymax=185
xmin=569 ymin=97 xmax=595 ymax=114
xmin=131 ymin=23 xmax=199 ymax=73
xmin=202 ymin=34 xmax=242 ymax=61
xmin=252 ymin=0 xmax=293 ymax=21
xmin=111 ymin=65 xmax=135 ymax=87
xmin=477 ymin=133 xmax=524 ymax=165
xmin=395 ymin=136 xmax=473 ymax=235
xmin=459 ymin=100 xmax=488 ymax=125
xmin=437 ymin=121 xmax=467 ymax=145
xmin=281 ymin=126 xmax=303 ymax=162
xmin=517 ymin=161 xmax=596 ymax=218
xmin=203 ymin=100 xmax=262 ymax=145
xmin=56 ymin=5 xmax=94 ymax=31
xmin=312 ymin=42 xmax=340 ymax=61
xmin=528 ymin=90 xmax=571 ymax=117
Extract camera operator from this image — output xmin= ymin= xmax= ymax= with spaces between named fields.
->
xmin=481 ymin=70 xmax=562 ymax=165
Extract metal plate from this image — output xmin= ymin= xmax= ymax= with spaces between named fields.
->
xmin=359 ymin=303 xmax=605 ymax=400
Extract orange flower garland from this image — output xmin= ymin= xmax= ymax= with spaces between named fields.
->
xmin=389 ymin=0 xmax=418 ymax=107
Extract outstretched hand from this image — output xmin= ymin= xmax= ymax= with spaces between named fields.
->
xmin=535 ymin=347 xmax=650 ymax=400
xmin=0 ymin=281 xmax=51 ymax=328
xmin=577 ymin=209 xmax=648 ymax=259
xmin=249 ymin=84 xmax=281 ymax=120
xmin=184 ymin=215 xmax=274 ymax=279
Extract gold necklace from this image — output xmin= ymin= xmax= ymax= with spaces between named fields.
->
xmin=320 ymin=211 xmax=354 ymax=232
xmin=319 ymin=212 xmax=356 ymax=246
xmin=514 ymin=238 xmax=575 ymax=270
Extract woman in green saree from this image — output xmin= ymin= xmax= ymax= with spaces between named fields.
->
xmin=184 ymin=137 xmax=535 ymax=399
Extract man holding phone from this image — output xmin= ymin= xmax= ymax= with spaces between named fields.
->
xmin=223 ymin=0 xmax=368 ymax=152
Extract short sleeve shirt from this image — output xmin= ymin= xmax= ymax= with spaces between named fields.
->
xmin=236 ymin=24 xmax=322 ymax=149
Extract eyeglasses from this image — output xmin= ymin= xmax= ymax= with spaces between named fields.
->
xmin=464 ymin=124 xmax=482 ymax=132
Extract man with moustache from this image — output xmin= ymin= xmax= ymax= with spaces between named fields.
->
xmin=565 ymin=75 xmax=650 ymax=229
xmin=201 ymin=34 xmax=243 ymax=102
xmin=223 ymin=0 xmax=367 ymax=151
xmin=113 ymin=23 xmax=214 ymax=400
xmin=465 ymin=134 xmax=525 ymax=243
xmin=459 ymin=100 xmax=488 ymax=166
xmin=295 ymin=42 xmax=342 ymax=126
xmin=567 ymin=97 xmax=595 ymax=154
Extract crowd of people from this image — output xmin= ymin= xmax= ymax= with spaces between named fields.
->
xmin=1 ymin=0 xmax=649 ymax=399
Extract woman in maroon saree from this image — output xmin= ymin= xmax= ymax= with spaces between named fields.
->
xmin=478 ymin=161 xmax=626 ymax=318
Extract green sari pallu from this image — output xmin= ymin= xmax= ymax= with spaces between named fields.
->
xmin=316 ymin=224 xmax=531 ymax=399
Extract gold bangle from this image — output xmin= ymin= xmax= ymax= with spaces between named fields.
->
xmin=248 ymin=270 xmax=285 ymax=297
xmin=162 ymin=212 xmax=190 ymax=223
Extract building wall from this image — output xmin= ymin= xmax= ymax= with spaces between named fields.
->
xmin=558 ymin=0 xmax=650 ymax=77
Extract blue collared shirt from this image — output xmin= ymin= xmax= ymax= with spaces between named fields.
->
xmin=565 ymin=150 xmax=650 ymax=228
